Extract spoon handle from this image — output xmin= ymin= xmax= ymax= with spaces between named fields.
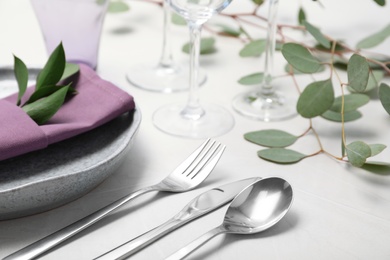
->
xmin=165 ymin=225 xmax=226 ymax=260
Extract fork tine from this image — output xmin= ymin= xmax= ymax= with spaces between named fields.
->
xmin=187 ymin=143 xmax=226 ymax=180
xmin=171 ymin=138 xmax=211 ymax=176
xmin=183 ymin=140 xmax=217 ymax=177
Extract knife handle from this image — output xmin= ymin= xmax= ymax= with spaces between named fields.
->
xmin=94 ymin=217 xmax=184 ymax=260
xmin=94 ymin=188 xmax=222 ymax=259
xmin=94 ymin=192 xmax=211 ymax=260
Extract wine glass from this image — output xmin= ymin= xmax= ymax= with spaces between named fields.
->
xmin=232 ymin=0 xmax=296 ymax=121
xmin=126 ymin=0 xmax=206 ymax=93
xmin=152 ymin=0 xmax=235 ymax=138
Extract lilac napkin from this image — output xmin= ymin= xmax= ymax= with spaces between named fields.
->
xmin=0 ymin=64 xmax=135 ymax=161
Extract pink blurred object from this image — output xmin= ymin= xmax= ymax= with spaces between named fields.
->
xmin=31 ymin=0 xmax=109 ymax=69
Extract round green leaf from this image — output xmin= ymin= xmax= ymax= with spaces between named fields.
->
xmin=346 ymin=141 xmax=372 ymax=167
xmin=297 ymin=79 xmax=334 ymax=118
xmin=321 ymin=109 xmax=362 ymax=122
xmin=347 ymin=54 xmax=370 ymax=92
xmin=369 ymin=144 xmax=387 ymax=157
xmin=244 ymin=129 xmax=298 ymax=148
xmin=238 ymin=73 xmax=264 ymax=85
xmin=348 ymin=70 xmax=384 ymax=93
xmin=281 ymin=43 xmax=322 ymax=73
xmin=172 ymin=13 xmax=186 ymax=26
xmin=284 ymin=63 xmax=325 ymax=74
xmin=108 ymin=1 xmax=130 ymax=13
xmin=258 ymin=148 xmax=306 ymax=164
xmin=252 ymin=0 xmax=264 ymax=6
xmin=182 ymin=37 xmax=216 ymax=55
xmin=330 ymin=94 xmax=370 ymax=113
xmin=303 ymin=20 xmax=331 ymax=49
xmin=215 ymin=24 xmax=241 ymax=37
xmin=239 ymin=39 xmax=266 ymax=57
xmin=379 ymin=83 xmax=390 ymax=115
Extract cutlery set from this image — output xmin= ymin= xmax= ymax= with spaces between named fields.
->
xmin=4 ymin=139 xmax=293 ymax=260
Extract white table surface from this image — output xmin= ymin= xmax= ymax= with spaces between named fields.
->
xmin=1 ymin=0 xmax=390 ymax=259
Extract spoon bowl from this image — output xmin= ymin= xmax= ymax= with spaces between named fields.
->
xmin=166 ymin=177 xmax=294 ymax=259
xmin=223 ymin=177 xmax=293 ymax=234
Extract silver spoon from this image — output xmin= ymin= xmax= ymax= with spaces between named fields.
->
xmin=165 ymin=177 xmax=294 ymax=260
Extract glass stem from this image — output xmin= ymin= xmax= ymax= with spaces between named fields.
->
xmin=260 ymin=0 xmax=279 ymax=96
xmin=159 ymin=0 xmax=174 ymax=68
xmin=181 ymin=21 xmax=204 ymax=120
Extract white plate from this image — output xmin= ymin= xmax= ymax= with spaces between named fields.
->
xmin=0 ymin=108 xmax=141 ymax=220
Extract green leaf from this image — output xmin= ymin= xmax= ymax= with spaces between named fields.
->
xmin=252 ymin=0 xmax=264 ymax=5
xmin=348 ymin=70 xmax=384 ymax=93
xmin=379 ymin=83 xmax=390 ymax=115
xmin=321 ymin=109 xmax=362 ymax=122
xmin=369 ymin=144 xmax=386 ymax=157
xmin=35 ymin=42 xmax=66 ymax=90
xmin=24 ymin=84 xmax=76 ymax=105
xmin=330 ymin=94 xmax=370 ymax=113
xmin=215 ymin=24 xmax=241 ymax=37
xmin=284 ymin=63 xmax=325 ymax=74
xmin=22 ymin=85 xmax=70 ymax=125
xmin=297 ymin=79 xmax=334 ymax=118
xmin=347 ymin=54 xmax=370 ymax=92
xmin=258 ymin=148 xmax=306 ymax=164
xmin=172 ymin=13 xmax=186 ymax=25
xmin=281 ymin=43 xmax=322 ymax=73
xmin=96 ymin=0 xmax=107 ymax=5
xmin=238 ymin=72 xmax=264 ymax=85
xmin=298 ymin=8 xmax=306 ymax=25
xmin=346 ymin=141 xmax=371 ymax=167
xmin=244 ymin=129 xmax=298 ymax=148
xmin=356 ymin=24 xmax=390 ymax=49
xmin=372 ymin=0 xmax=386 ymax=6
xmin=108 ymin=1 xmax=130 ymax=13
xmin=361 ymin=161 xmax=390 ymax=175
xmin=239 ymin=39 xmax=266 ymax=57
xmin=182 ymin=37 xmax=216 ymax=55
xmin=13 ymin=55 xmax=29 ymax=106
xmin=315 ymin=41 xmax=346 ymax=52
xmin=303 ymin=20 xmax=331 ymax=49
xmin=60 ymin=63 xmax=80 ymax=81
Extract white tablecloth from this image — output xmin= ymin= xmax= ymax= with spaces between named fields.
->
xmin=1 ymin=0 xmax=390 ymax=259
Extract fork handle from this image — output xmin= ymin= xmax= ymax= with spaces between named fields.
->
xmin=165 ymin=225 xmax=226 ymax=260
xmin=95 ymin=217 xmax=183 ymax=260
xmin=3 ymin=186 xmax=157 ymax=260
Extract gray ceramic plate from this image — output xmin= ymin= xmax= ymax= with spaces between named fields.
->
xmin=0 ymin=108 xmax=141 ymax=220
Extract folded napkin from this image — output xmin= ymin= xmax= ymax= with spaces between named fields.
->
xmin=0 ymin=64 xmax=135 ymax=161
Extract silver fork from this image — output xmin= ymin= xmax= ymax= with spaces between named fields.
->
xmin=4 ymin=139 xmax=225 ymax=260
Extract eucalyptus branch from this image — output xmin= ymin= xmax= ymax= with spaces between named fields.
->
xmin=114 ymin=0 xmax=390 ymax=172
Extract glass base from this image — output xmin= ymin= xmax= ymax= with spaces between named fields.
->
xmin=232 ymin=90 xmax=297 ymax=122
xmin=153 ymin=103 xmax=235 ymax=138
xmin=126 ymin=63 xmax=207 ymax=93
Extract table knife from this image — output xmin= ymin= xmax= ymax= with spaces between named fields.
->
xmin=94 ymin=177 xmax=261 ymax=260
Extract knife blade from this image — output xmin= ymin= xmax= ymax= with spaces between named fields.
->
xmin=94 ymin=177 xmax=261 ymax=260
